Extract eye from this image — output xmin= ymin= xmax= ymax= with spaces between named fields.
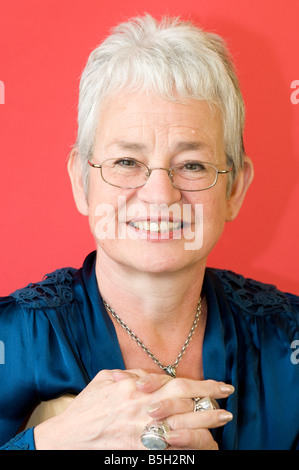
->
xmin=182 ymin=161 xmax=207 ymax=172
xmin=114 ymin=158 xmax=138 ymax=167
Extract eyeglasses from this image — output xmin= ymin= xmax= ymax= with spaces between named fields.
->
xmin=88 ymin=158 xmax=233 ymax=192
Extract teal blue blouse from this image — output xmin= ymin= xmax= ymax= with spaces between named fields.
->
xmin=0 ymin=251 xmax=298 ymax=450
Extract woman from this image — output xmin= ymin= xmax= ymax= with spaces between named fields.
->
xmin=0 ymin=15 xmax=298 ymax=450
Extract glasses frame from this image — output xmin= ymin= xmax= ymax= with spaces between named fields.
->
xmin=87 ymin=158 xmax=233 ymax=192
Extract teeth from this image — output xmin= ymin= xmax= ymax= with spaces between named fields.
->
xmin=150 ymin=222 xmax=159 ymax=232
xmin=131 ymin=221 xmax=182 ymax=232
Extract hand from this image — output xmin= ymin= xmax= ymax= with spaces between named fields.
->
xmin=34 ymin=369 xmax=153 ymax=449
xmin=34 ymin=369 xmax=234 ymax=450
xmin=114 ymin=370 xmax=235 ymax=450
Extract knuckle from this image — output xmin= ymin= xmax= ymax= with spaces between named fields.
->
xmin=158 ymin=398 xmax=172 ymax=412
xmin=122 ymin=377 xmax=137 ymax=392
xmin=171 ymin=378 xmax=189 ymax=396
xmin=93 ymin=369 xmax=114 ymax=382
xmin=167 ymin=413 xmax=184 ymax=430
xmin=183 ymin=428 xmax=194 ymax=442
xmin=183 ymin=398 xmax=194 ymax=413
xmin=115 ymin=376 xmax=137 ymax=398
xmin=198 ymin=428 xmax=217 ymax=449
xmin=204 ymin=379 xmax=218 ymax=391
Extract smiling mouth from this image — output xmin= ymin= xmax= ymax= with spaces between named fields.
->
xmin=128 ymin=220 xmax=184 ymax=233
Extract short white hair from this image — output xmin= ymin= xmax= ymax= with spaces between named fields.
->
xmin=76 ymin=14 xmax=245 ymax=194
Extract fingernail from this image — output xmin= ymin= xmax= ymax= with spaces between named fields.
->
xmin=147 ymin=402 xmax=161 ymax=413
xmin=136 ymin=376 xmax=151 ymax=386
xmin=220 ymin=384 xmax=235 ymax=394
xmin=219 ymin=411 xmax=233 ymax=422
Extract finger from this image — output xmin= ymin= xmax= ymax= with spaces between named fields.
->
xmin=167 ymin=408 xmax=233 ymax=430
xmin=135 ymin=373 xmax=174 ymax=393
xmin=165 ymin=428 xmax=218 ymax=450
xmin=147 ymin=398 xmax=192 ymax=418
xmin=147 ymin=398 xmax=233 ymax=428
xmin=111 ymin=369 xmax=146 ymax=382
xmin=87 ymin=369 xmax=117 ymax=391
xmin=93 ymin=369 xmax=116 ymax=382
xmin=157 ymin=378 xmax=234 ymax=401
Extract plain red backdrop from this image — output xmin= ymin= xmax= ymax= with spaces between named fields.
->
xmin=0 ymin=0 xmax=298 ymax=296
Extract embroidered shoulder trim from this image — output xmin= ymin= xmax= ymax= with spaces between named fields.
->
xmin=211 ymin=269 xmax=290 ymax=316
xmin=11 ymin=267 xmax=77 ymax=308
xmin=0 ymin=430 xmax=31 ymax=450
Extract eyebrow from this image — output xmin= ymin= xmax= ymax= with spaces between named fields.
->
xmin=110 ymin=140 xmax=208 ymax=153
xmin=173 ymin=141 xmax=207 ymax=153
xmin=110 ymin=140 xmax=146 ymax=151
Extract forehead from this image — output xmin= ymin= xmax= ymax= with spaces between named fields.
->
xmin=95 ymin=90 xmax=223 ymax=151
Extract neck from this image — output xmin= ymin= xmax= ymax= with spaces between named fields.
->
xmin=95 ymin=248 xmax=206 ymax=330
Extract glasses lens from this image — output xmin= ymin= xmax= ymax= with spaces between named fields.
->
xmin=101 ymin=158 xmax=148 ymax=188
xmin=172 ymin=161 xmax=217 ymax=190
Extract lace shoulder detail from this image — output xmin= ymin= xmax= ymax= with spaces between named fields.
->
xmin=10 ymin=267 xmax=77 ymax=309
xmin=211 ymin=269 xmax=290 ymax=316
xmin=0 ymin=430 xmax=30 ymax=450
xmin=0 ymin=428 xmax=35 ymax=450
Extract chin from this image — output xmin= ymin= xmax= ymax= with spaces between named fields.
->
xmin=99 ymin=237 xmax=204 ymax=274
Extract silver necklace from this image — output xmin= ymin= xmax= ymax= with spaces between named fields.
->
xmin=102 ymin=297 xmax=201 ymax=378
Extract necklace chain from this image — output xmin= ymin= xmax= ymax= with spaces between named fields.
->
xmin=102 ymin=297 xmax=201 ymax=378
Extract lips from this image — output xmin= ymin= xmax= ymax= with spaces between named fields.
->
xmin=129 ymin=220 xmax=184 ymax=233
xmin=125 ymin=214 xmax=192 ymax=242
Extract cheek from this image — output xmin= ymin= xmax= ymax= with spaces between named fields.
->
xmin=87 ymin=180 xmax=116 ymax=241
xmin=87 ymin=183 xmax=137 ymax=242
xmin=89 ymin=205 xmax=117 ymax=242
xmin=194 ymin=192 xmax=227 ymax=247
xmin=205 ymin=196 xmax=227 ymax=224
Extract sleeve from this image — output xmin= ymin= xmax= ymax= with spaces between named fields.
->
xmin=244 ymin=294 xmax=299 ymax=450
xmin=0 ymin=296 xmax=39 ymax=448
xmin=212 ymin=269 xmax=299 ymax=449
xmin=0 ymin=428 xmax=36 ymax=450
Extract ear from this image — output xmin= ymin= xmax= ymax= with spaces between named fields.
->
xmin=67 ymin=147 xmax=89 ymax=216
xmin=225 ymin=156 xmax=254 ymax=221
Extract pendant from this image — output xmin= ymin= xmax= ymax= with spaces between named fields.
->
xmin=164 ymin=365 xmax=176 ymax=378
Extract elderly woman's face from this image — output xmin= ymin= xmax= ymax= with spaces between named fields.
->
xmin=86 ymin=90 xmax=233 ymax=273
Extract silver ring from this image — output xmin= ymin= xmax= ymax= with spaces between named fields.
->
xmin=193 ymin=396 xmax=219 ymax=412
xmin=141 ymin=420 xmax=170 ymax=450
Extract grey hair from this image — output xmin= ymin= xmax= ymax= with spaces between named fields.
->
xmin=76 ymin=14 xmax=245 ymax=195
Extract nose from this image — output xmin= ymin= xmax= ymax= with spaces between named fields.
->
xmin=137 ymin=167 xmax=182 ymax=205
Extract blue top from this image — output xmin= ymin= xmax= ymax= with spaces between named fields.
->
xmin=0 ymin=251 xmax=298 ymax=450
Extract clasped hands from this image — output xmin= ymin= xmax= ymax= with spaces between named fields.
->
xmin=34 ymin=369 xmax=234 ymax=450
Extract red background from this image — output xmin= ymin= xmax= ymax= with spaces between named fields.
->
xmin=0 ymin=0 xmax=298 ymax=296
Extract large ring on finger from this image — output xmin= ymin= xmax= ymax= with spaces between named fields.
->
xmin=193 ymin=396 xmax=219 ymax=412
xmin=141 ymin=420 xmax=170 ymax=450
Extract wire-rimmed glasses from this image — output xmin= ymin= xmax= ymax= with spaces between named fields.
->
xmin=88 ymin=157 xmax=232 ymax=192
